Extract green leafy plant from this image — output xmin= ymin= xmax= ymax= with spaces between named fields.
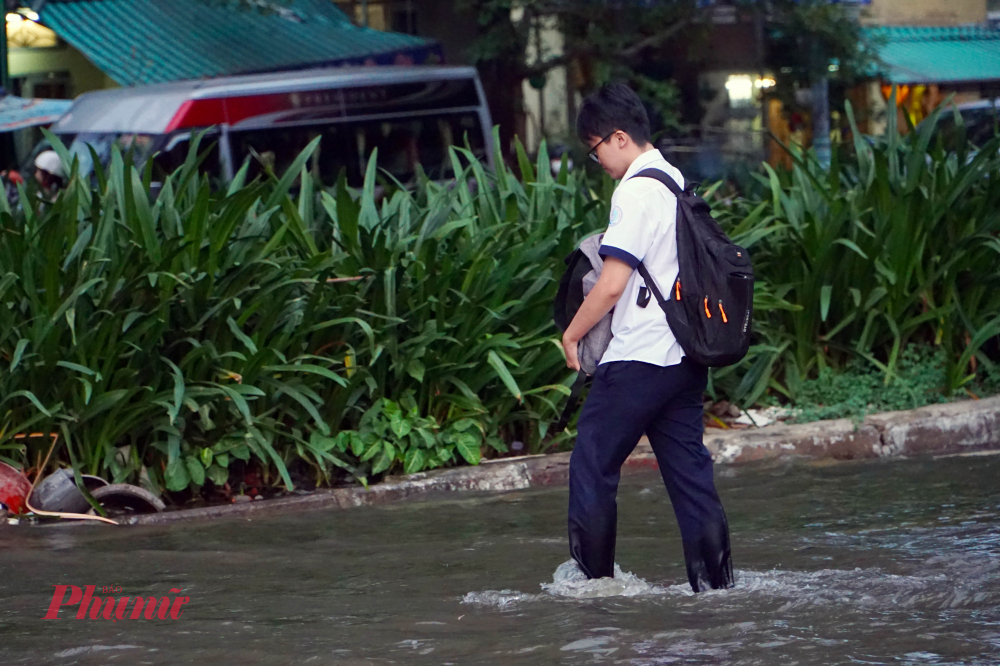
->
xmin=709 ymin=94 xmax=1000 ymax=408
xmin=0 ymin=127 xmax=607 ymax=502
xmin=789 ymin=344 xmax=950 ymax=424
xmin=322 ymin=398 xmax=504 ymax=478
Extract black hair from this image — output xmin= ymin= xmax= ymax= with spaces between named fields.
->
xmin=576 ymin=82 xmax=651 ymax=147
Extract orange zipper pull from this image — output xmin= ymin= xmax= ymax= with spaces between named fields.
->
xmin=675 ymin=280 xmax=681 ymax=301
xmin=704 ymin=296 xmax=712 ymax=318
xmin=718 ymin=300 xmax=728 ymax=323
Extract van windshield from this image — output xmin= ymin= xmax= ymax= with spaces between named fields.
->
xmin=64 ymin=132 xmax=165 ymax=176
xmin=60 ymin=132 xmax=222 ymax=182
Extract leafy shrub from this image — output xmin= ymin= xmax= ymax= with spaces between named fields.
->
xmin=0 ymin=129 xmax=606 ymax=501
xmin=2 ymin=103 xmax=999 ymax=507
xmin=319 ymin=398 xmax=505 ymax=477
xmin=790 ymin=344 xmax=949 ymax=423
xmin=707 ymin=96 xmax=1000 ymax=408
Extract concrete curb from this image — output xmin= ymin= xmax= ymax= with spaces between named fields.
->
xmin=701 ymin=395 xmax=1000 ymax=464
xmin=105 ymin=396 xmax=999 ymax=526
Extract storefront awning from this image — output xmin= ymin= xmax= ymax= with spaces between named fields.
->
xmin=0 ymin=95 xmax=71 ymax=131
xmin=869 ymin=26 xmax=1000 ymax=85
xmin=38 ymin=0 xmax=441 ymax=86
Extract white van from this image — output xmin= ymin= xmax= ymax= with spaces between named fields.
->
xmin=50 ymin=65 xmax=494 ymax=187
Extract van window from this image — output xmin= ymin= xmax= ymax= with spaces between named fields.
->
xmin=265 ymin=79 xmax=482 ymax=126
xmin=230 ymin=112 xmax=487 ymax=187
xmin=66 ymin=133 xmax=159 ymax=175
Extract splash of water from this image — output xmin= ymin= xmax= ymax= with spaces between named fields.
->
xmin=540 ymin=559 xmax=685 ymax=599
xmin=462 ymin=559 xmax=690 ymax=607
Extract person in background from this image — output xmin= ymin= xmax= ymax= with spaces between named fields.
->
xmin=549 ymin=144 xmax=575 ymax=178
xmin=0 ymin=166 xmax=24 ymax=206
xmin=33 ymin=150 xmax=66 ymax=199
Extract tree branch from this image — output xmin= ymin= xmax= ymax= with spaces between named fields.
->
xmin=522 ymin=9 xmax=700 ymax=78
xmin=619 ymin=13 xmax=695 ymax=60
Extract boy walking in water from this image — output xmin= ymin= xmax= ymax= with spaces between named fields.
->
xmin=561 ymin=83 xmax=734 ymax=592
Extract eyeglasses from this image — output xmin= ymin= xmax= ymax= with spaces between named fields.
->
xmin=588 ymin=130 xmax=618 ymax=163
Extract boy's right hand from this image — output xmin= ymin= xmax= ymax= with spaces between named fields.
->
xmin=562 ymin=333 xmax=581 ymax=372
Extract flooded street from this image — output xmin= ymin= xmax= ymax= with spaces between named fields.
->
xmin=1 ymin=452 xmax=999 ymax=665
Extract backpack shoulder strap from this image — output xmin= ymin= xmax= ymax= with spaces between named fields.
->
xmin=629 ymin=169 xmax=680 ymax=317
xmin=632 ymin=167 xmax=684 ymax=197
xmin=636 ymin=262 xmax=670 ymax=317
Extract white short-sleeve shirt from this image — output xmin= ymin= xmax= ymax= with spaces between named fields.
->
xmin=598 ymin=149 xmax=685 ymax=367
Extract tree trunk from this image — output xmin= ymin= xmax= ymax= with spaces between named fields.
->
xmin=477 ymin=60 xmax=525 ymax=166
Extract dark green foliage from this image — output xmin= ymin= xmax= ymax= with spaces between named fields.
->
xmin=1 ymin=100 xmax=998 ymax=505
xmin=0 ymin=128 xmax=607 ymax=499
xmin=763 ymin=0 xmax=883 ymax=98
xmin=707 ymin=96 xmax=1000 ymax=410
xmin=790 ymin=344 xmax=949 ymax=424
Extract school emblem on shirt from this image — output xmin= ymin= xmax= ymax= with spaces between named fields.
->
xmin=609 ymin=206 xmax=623 ymax=227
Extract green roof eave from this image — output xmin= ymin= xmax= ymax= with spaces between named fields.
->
xmin=39 ymin=0 xmax=439 ymax=86
xmin=865 ymin=25 xmax=1000 ymax=85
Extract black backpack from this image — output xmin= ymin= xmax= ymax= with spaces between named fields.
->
xmin=553 ymin=249 xmax=591 ymax=335
xmin=632 ymin=168 xmax=754 ymax=367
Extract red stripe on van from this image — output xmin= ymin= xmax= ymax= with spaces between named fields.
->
xmin=165 ymin=99 xmax=226 ymax=132
xmin=164 ymin=93 xmax=309 ymax=132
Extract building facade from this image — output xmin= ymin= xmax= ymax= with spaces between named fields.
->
xmin=863 ymin=0 xmax=986 ymax=26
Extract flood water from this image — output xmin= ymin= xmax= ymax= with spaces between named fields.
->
xmin=2 ymin=452 xmax=999 ymax=665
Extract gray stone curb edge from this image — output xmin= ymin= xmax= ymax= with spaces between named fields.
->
xmin=57 ymin=396 xmax=1000 ymax=527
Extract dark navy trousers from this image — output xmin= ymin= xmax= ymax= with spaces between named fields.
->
xmin=567 ymin=357 xmax=735 ymax=592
